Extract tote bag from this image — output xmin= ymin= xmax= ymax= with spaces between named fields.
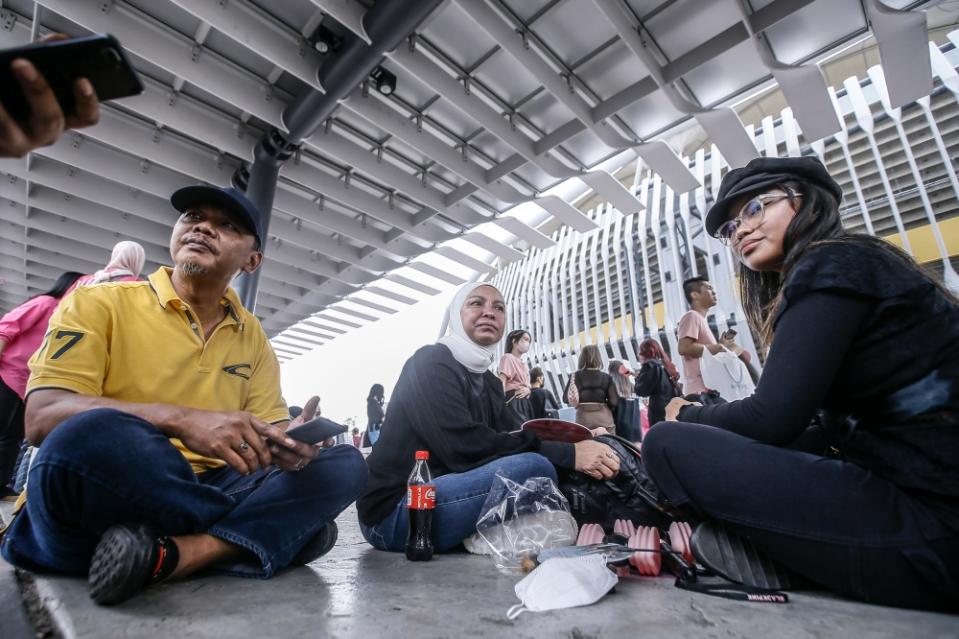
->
xmin=700 ymin=348 xmax=756 ymax=401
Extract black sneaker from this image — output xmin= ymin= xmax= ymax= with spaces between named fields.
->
xmin=291 ymin=522 xmax=338 ymax=566
xmin=88 ymin=524 xmax=178 ymax=606
xmin=690 ymin=520 xmax=793 ymax=590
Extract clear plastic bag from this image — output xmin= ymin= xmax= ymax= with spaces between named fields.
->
xmin=466 ymin=473 xmax=578 ymax=574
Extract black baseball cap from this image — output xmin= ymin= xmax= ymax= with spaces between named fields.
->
xmin=170 ymin=185 xmax=264 ymax=247
xmin=704 ymin=156 xmax=842 ymax=237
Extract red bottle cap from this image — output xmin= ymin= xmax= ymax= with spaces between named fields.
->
xmin=415 ymin=450 xmax=429 ymax=460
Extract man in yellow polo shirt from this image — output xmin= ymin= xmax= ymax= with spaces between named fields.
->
xmin=0 ymin=185 xmax=368 ymax=605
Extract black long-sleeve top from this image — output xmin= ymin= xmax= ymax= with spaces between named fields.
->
xmin=676 ymin=240 xmax=959 ymax=528
xmin=357 ymin=344 xmax=575 ymax=526
xmin=678 ymin=291 xmax=869 ymax=441
xmin=530 ymin=387 xmax=560 ymax=418
xmin=634 ymin=359 xmax=677 ymax=426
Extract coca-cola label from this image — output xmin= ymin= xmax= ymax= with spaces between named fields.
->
xmin=407 ymin=485 xmax=436 ymax=510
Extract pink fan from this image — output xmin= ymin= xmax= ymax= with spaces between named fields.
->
xmin=627 ymin=526 xmax=661 ymax=576
xmin=613 ymin=519 xmax=637 ymax=538
xmin=576 ymin=523 xmax=605 ymax=546
xmin=669 ymin=521 xmax=694 ymax=565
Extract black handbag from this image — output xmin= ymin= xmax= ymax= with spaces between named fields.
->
xmin=559 ymin=434 xmax=681 ymax=529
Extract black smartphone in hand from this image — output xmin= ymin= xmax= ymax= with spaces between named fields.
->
xmin=284 ymin=417 xmax=347 ymax=445
xmin=0 ymin=34 xmax=142 ymax=121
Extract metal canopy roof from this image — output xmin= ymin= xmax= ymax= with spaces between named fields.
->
xmin=0 ymin=0 xmax=950 ymax=360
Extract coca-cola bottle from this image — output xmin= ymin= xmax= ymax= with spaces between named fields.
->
xmin=406 ymin=450 xmax=435 ymax=561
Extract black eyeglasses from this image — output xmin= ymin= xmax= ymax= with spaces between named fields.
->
xmin=716 ymin=188 xmax=798 ymax=246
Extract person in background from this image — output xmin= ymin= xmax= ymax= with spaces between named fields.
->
xmin=366 ymin=384 xmax=385 ymax=446
xmin=634 ymin=338 xmax=682 ymax=428
xmin=0 ymin=272 xmax=84 ymax=496
xmin=358 ymin=283 xmax=618 ymax=553
xmin=676 ymin=277 xmax=743 ymax=395
xmin=75 ymin=241 xmax=146 ymax=287
xmin=498 ymin=329 xmax=533 ymax=422
xmin=529 ymin=367 xmax=559 ymax=419
xmin=644 ymin=156 xmax=959 ymax=610
xmin=565 ymin=345 xmax=619 ymax=433
xmin=0 ymin=35 xmax=101 ymax=159
xmin=609 ymin=360 xmax=644 ymax=442
xmin=352 ymin=427 xmax=362 ymax=448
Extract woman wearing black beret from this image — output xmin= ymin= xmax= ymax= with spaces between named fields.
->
xmin=643 ymin=156 xmax=959 ymax=611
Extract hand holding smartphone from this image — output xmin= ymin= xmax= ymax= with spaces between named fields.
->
xmin=282 ymin=416 xmax=347 ymax=446
xmin=0 ymin=34 xmax=142 ymax=158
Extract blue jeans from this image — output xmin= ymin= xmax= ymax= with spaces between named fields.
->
xmin=1 ymin=408 xmax=368 ymax=578
xmin=360 ymin=452 xmax=556 ymax=552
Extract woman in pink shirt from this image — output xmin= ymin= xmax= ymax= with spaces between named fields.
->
xmin=0 ymin=272 xmax=84 ymax=493
xmin=498 ymin=329 xmax=533 ymax=422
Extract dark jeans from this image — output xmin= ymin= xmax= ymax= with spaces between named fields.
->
xmin=643 ymin=422 xmax=959 ymax=611
xmin=1 ymin=408 xmax=368 ymax=578
xmin=0 ymin=377 xmax=25 ymax=489
xmin=360 ymin=452 xmax=556 ymax=552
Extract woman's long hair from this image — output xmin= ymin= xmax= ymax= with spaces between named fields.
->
xmin=578 ymin=344 xmax=603 ymax=370
xmin=35 ymin=272 xmax=84 ymax=301
xmin=738 ymin=180 xmax=956 ymax=347
xmin=608 ymin=360 xmax=634 ymax=398
xmin=367 ymin=383 xmax=384 ymax=403
xmin=504 ymin=329 xmax=530 ymax=355
xmin=638 ymin=338 xmax=680 ymax=382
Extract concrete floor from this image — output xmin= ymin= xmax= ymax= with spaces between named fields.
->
xmin=2 ymin=504 xmax=958 ymax=638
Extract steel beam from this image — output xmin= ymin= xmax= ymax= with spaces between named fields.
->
xmin=432 ymin=246 xmax=493 ymax=274
xmin=383 ymin=273 xmax=442 ymax=296
xmin=461 ymin=232 xmax=525 ymax=262
xmin=536 ymin=196 xmax=599 ymax=233
xmin=167 ymin=0 xmax=324 ymax=90
xmin=307 ymin=0 xmax=371 ymax=44
xmin=0 ymin=161 xmax=347 ymax=290
xmin=591 ymin=0 xmax=758 ymax=168
xmin=406 ymin=261 xmax=467 ymax=286
xmin=387 ymin=44 xmax=577 ymax=179
xmin=455 ymin=0 xmax=635 ymax=150
xmin=865 ymin=0 xmax=932 ymax=109
xmin=734 ymin=0 xmax=840 ymax=142
xmin=491 ymin=216 xmax=556 ymax=250
xmin=287 ymin=327 xmax=337 ymax=341
xmin=361 ymin=286 xmax=417 ymax=306
xmin=343 ymin=87 xmax=528 ymax=204
xmin=578 ymin=171 xmax=644 ymax=215
xmin=7 ymin=2 xmax=460 ymax=253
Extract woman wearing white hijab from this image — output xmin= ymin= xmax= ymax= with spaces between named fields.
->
xmin=76 ymin=241 xmax=146 ymax=287
xmin=358 ymin=282 xmax=620 ymax=553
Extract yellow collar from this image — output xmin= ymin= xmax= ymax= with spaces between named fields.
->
xmin=148 ymin=267 xmax=244 ymax=328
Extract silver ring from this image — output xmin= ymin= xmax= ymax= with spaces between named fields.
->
xmin=238 ymin=441 xmax=250 ymax=453
xmin=293 ymin=457 xmax=305 ymax=471
xmin=606 ymin=452 xmax=616 ymax=459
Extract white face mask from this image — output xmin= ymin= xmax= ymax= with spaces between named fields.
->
xmin=507 ymin=554 xmax=618 ymax=619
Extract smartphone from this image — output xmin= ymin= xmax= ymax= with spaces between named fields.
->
xmin=284 ymin=417 xmax=347 ymax=445
xmin=0 ymin=34 xmax=143 ymax=121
